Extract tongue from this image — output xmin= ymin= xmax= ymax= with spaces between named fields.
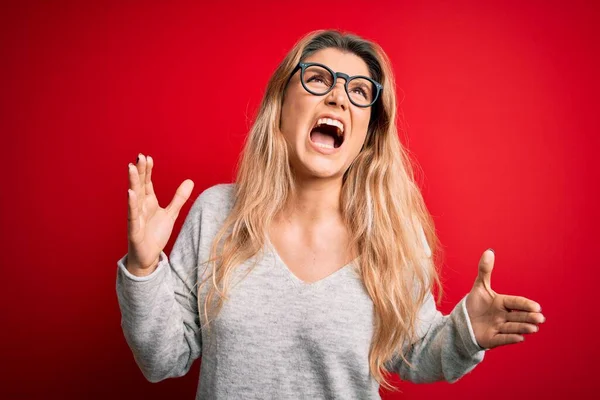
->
xmin=310 ymin=128 xmax=335 ymax=147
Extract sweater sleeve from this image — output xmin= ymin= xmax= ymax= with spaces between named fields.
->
xmin=387 ymin=292 xmax=486 ymax=383
xmin=385 ymin=222 xmax=486 ymax=383
xmin=116 ymin=194 xmax=204 ymax=383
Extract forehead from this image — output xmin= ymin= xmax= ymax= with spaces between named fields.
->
xmin=303 ymin=48 xmax=371 ymax=78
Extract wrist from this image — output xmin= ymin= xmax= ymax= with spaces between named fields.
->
xmin=125 ymin=256 xmax=159 ymax=277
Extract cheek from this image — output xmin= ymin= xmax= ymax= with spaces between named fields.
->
xmin=350 ymin=113 xmax=371 ymax=147
xmin=280 ymin=93 xmax=305 ymax=139
xmin=280 ymin=111 xmax=297 ymax=147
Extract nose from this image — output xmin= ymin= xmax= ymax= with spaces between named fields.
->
xmin=325 ymin=80 xmax=348 ymax=111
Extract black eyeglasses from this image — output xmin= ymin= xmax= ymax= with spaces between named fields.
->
xmin=291 ymin=62 xmax=383 ymax=108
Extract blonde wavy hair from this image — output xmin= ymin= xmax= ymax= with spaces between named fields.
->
xmin=197 ymin=29 xmax=443 ymax=392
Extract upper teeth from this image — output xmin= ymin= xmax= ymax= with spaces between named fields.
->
xmin=317 ymin=118 xmax=344 ymax=136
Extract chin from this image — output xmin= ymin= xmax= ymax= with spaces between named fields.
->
xmin=295 ymin=154 xmax=347 ymax=180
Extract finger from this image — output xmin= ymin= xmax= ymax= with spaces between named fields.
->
xmin=503 ymin=295 xmax=542 ymax=313
xmin=165 ymin=179 xmax=194 ymax=221
xmin=499 ymin=322 xmax=539 ymax=335
xmin=127 ymin=188 xmax=142 ymax=243
xmin=128 ymin=162 xmax=141 ymax=193
xmin=129 ymin=161 xmax=143 ymax=215
xmin=477 ymin=249 xmax=495 ymax=298
xmin=145 ymin=155 xmax=155 ymax=196
xmin=136 ymin=153 xmax=147 ymax=211
xmin=489 ymin=334 xmax=525 ymax=348
xmin=506 ymin=311 xmax=546 ymax=325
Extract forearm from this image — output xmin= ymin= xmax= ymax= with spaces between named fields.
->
xmin=116 ymin=252 xmax=201 ymax=382
xmin=391 ymin=295 xmax=486 ymax=383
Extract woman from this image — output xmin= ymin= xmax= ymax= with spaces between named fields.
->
xmin=117 ymin=30 xmax=545 ymax=399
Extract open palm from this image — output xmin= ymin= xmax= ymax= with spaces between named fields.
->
xmin=465 ymin=250 xmax=546 ymax=349
xmin=127 ymin=153 xmax=194 ymax=276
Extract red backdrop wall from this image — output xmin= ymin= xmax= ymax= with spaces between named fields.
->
xmin=1 ymin=0 xmax=597 ymax=398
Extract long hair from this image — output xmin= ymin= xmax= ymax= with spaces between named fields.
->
xmin=197 ymin=29 xmax=443 ymax=392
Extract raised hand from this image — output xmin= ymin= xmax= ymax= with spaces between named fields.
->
xmin=465 ymin=249 xmax=546 ymax=349
xmin=126 ymin=153 xmax=194 ymax=277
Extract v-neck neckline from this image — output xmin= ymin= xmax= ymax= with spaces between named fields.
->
xmin=265 ymin=237 xmax=358 ymax=289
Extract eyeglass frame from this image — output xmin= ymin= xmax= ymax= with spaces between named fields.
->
xmin=290 ymin=62 xmax=383 ymax=108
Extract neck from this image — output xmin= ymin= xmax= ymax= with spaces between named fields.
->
xmin=282 ymin=175 xmax=344 ymax=223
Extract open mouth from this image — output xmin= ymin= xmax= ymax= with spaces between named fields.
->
xmin=309 ymin=118 xmax=345 ymax=149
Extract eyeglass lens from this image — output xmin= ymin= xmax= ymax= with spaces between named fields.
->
xmin=303 ymin=65 xmax=375 ymax=106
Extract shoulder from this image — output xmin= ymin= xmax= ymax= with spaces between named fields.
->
xmin=191 ymin=183 xmax=236 ymax=217
xmin=197 ymin=183 xmax=236 ymax=205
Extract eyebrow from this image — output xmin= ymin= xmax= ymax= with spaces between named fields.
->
xmin=304 ymin=61 xmax=371 ymax=79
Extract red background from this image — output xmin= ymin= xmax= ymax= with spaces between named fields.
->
xmin=1 ymin=0 xmax=597 ymax=398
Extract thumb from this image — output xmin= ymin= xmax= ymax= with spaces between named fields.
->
xmin=475 ymin=249 xmax=496 ymax=298
xmin=166 ymin=179 xmax=194 ymax=220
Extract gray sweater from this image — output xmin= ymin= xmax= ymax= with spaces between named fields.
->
xmin=116 ymin=183 xmax=486 ymax=399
